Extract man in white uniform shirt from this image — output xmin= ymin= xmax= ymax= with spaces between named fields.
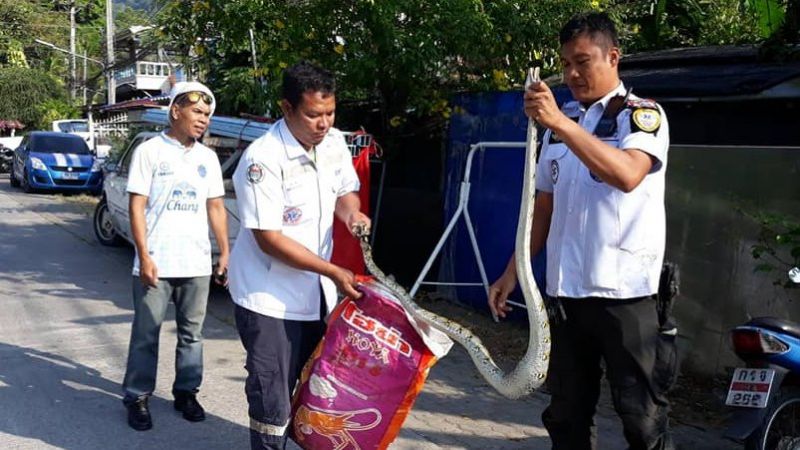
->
xmin=122 ymin=81 xmax=229 ymax=431
xmin=489 ymin=13 xmax=675 ymax=450
xmin=229 ymin=61 xmax=369 ymax=450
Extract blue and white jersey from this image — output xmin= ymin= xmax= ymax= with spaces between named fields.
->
xmin=126 ymin=132 xmax=224 ymax=278
xmin=535 ymin=83 xmax=670 ymax=299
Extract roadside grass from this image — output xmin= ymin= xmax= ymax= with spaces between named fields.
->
xmin=61 ymin=192 xmax=99 ymax=216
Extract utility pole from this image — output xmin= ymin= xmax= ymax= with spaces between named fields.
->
xmin=70 ymin=1 xmax=77 ymax=100
xmin=249 ymin=28 xmax=258 ymax=72
xmin=34 ymin=38 xmax=102 ymax=108
xmin=105 ymin=0 xmax=115 ymax=105
xmin=83 ymin=49 xmax=88 ymax=106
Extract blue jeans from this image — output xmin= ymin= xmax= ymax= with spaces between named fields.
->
xmin=123 ymin=276 xmax=210 ymax=402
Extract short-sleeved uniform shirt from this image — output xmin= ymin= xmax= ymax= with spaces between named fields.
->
xmin=228 ymin=119 xmax=360 ymax=321
xmin=126 ymin=132 xmax=225 ymax=278
xmin=535 ymin=83 xmax=670 ymax=299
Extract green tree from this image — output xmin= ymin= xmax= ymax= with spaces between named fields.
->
xmin=0 ymin=67 xmax=71 ymax=127
xmin=36 ymin=98 xmax=79 ymax=129
xmin=156 ymin=0 xmax=589 ymax=127
xmin=1 ymin=0 xmax=155 ymax=106
xmin=603 ymin=0 xmax=797 ymax=51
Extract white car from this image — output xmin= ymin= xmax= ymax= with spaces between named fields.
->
xmin=52 ymin=119 xmax=95 ymax=151
xmin=92 ymin=132 xmax=240 ymax=257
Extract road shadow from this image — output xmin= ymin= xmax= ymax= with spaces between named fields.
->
xmin=0 ymin=178 xmax=238 ymax=344
xmin=0 ymin=341 xmax=249 ymax=449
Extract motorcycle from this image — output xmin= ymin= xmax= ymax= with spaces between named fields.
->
xmin=0 ymin=146 xmax=12 ymax=174
xmin=724 ymin=268 xmax=800 ymax=450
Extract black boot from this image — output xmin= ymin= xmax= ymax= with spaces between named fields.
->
xmin=125 ymin=397 xmax=152 ymax=431
xmin=174 ymin=391 xmax=205 ymax=422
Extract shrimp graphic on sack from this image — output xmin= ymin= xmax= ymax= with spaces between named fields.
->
xmin=293 ymin=405 xmax=381 ymax=450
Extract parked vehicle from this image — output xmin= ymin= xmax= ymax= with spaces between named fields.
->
xmin=724 ymin=274 xmax=800 ymax=450
xmin=0 ymin=145 xmax=12 ymax=173
xmin=52 ymin=119 xmax=94 ymax=151
xmin=93 ymin=132 xmax=239 ymax=255
xmin=94 ymin=135 xmax=112 ymax=160
xmin=10 ymin=131 xmax=103 ymax=194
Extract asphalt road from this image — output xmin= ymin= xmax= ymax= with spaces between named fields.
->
xmin=0 ymin=175 xmax=738 ymax=450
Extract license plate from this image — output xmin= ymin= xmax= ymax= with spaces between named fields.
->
xmin=725 ymin=368 xmax=775 ymax=408
xmin=62 ymin=172 xmax=79 ymax=180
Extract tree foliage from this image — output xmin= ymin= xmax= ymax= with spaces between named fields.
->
xmin=1 ymin=0 xmax=153 ymax=106
xmin=749 ymin=211 xmax=800 ymax=289
xmin=154 ymin=0 xmax=797 ymax=132
xmin=156 ymin=0 xmax=590 ymax=125
xmin=604 ymin=0 xmax=796 ymax=52
xmin=2 ymin=0 xmax=796 ymax=131
xmin=0 ymin=67 xmax=71 ymax=128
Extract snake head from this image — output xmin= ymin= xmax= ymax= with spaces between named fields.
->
xmin=353 ymin=222 xmax=370 ymax=242
xmin=524 ymin=67 xmax=541 ymax=90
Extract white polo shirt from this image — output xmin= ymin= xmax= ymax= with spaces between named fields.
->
xmin=535 ymin=83 xmax=670 ymax=299
xmin=228 ymin=119 xmax=360 ymax=321
xmin=126 ymin=132 xmax=225 ymax=278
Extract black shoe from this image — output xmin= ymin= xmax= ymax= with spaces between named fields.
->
xmin=125 ymin=397 xmax=152 ymax=431
xmin=174 ymin=391 xmax=205 ymax=422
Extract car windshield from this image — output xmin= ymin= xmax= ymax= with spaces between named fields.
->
xmin=56 ymin=121 xmax=90 ymax=133
xmin=30 ymin=135 xmax=90 ymax=154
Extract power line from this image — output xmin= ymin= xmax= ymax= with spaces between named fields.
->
xmin=0 ymin=22 xmax=106 ymax=29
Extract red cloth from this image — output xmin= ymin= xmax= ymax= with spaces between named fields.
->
xmin=331 ymin=138 xmax=372 ymax=275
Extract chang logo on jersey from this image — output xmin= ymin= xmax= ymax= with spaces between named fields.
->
xmin=341 ymin=302 xmax=412 ymax=358
xmin=166 ymin=182 xmax=199 ymax=213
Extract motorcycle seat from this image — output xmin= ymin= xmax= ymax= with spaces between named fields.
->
xmin=747 ymin=317 xmax=800 ymax=340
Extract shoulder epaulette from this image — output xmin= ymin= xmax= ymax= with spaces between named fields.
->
xmin=626 ymin=98 xmax=659 ymax=110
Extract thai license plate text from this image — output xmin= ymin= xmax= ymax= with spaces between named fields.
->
xmin=725 ymin=368 xmax=775 ymax=408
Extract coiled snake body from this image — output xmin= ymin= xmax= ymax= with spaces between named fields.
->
xmin=354 ymin=69 xmax=550 ymax=399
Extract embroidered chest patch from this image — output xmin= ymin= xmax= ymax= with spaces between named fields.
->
xmin=283 ymin=206 xmax=303 ymax=225
xmin=247 ymin=163 xmax=265 ymax=183
xmin=197 ymin=164 xmax=207 ymax=178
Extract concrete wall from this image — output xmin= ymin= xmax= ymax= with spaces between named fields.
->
xmin=666 ymin=145 xmax=800 ymax=376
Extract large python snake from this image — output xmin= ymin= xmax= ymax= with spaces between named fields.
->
xmin=353 ymin=68 xmax=550 ymax=399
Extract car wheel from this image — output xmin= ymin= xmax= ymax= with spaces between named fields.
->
xmin=93 ymin=198 xmax=124 ymax=246
xmin=21 ymin=168 xmax=33 ymax=193
xmin=9 ymin=164 xmax=20 ymax=187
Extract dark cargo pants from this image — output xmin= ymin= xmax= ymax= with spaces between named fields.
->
xmin=235 ymin=304 xmax=326 ymax=450
xmin=542 ymin=297 xmax=676 ymax=450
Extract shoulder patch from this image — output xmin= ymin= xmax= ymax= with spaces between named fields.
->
xmin=631 ymin=108 xmax=661 ymax=134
